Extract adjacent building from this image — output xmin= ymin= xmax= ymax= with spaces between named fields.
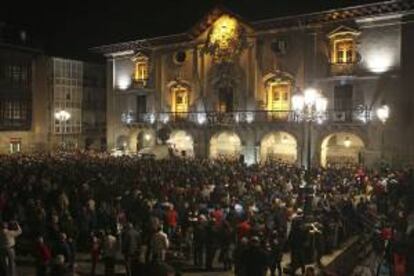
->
xmin=95 ymin=0 xmax=414 ymax=167
xmin=0 ymin=23 xmax=48 ymax=153
xmin=0 ymin=23 xmax=106 ymax=153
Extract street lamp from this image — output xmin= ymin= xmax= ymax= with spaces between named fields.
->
xmin=55 ymin=110 xmax=71 ymax=150
xmin=292 ymin=88 xmax=327 ymax=219
xmin=376 ymin=104 xmax=390 ymax=160
xmin=292 ymin=88 xmax=328 ymax=169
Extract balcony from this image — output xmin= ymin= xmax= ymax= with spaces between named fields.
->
xmin=330 ymin=63 xmax=356 ymax=76
xmin=121 ymin=107 xmax=372 ymax=127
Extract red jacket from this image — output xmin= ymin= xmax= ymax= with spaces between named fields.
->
xmin=36 ymin=242 xmax=52 ymax=265
xmin=165 ymin=209 xmax=178 ymax=227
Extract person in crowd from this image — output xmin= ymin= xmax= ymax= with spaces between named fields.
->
xmin=102 ymin=230 xmax=117 ymax=276
xmin=90 ymin=234 xmax=101 ymax=276
xmin=234 ymin=236 xmax=249 ymax=276
xmin=267 ymin=230 xmax=283 ymax=276
xmin=34 ymin=236 xmax=52 ymax=276
xmin=54 ymin=233 xmax=71 ymax=267
xmin=122 ymin=223 xmax=141 ymax=276
xmin=241 ymin=236 xmax=268 ymax=276
xmin=193 ymin=214 xmax=207 ymax=267
xmin=0 ymin=221 xmax=22 ymax=276
xmin=49 ymin=254 xmax=69 ymax=276
xmin=0 ymin=152 xmax=411 ymax=275
xmin=151 ymin=226 xmax=169 ymax=263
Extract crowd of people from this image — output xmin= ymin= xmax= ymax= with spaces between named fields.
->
xmin=0 ymin=152 xmax=412 ymax=276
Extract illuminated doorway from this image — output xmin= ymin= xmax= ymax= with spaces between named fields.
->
xmin=167 ymin=130 xmax=194 ymax=157
xmin=209 ymin=131 xmax=241 ymax=159
xmin=137 ymin=131 xmax=155 ymax=151
xmin=172 ymin=85 xmax=189 ymax=118
xmin=260 ymin=131 xmax=297 ymax=163
xmin=321 ymin=132 xmax=364 ymax=167
xmin=267 ymin=81 xmax=291 ymax=119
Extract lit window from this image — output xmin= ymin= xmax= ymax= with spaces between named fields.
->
xmin=328 ymin=26 xmax=360 ymax=66
xmin=134 ymin=61 xmax=148 ymax=81
xmin=10 ymin=139 xmax=21 ymax=153
xmin=172 ymin=85 xmax=189 ymax=117
xmin=334 ymin=39 xmax=354 ymax=64
xmin=132 ymin=53 xmax=149 ymax=86
xmin=267 ymin=81 xmax=291 ymax=119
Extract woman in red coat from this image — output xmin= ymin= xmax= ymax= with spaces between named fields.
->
xmin=34 ymin=236 xmax=52 ymax=276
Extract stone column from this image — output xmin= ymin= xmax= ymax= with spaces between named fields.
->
xmin=106 ymin=58 xmax=116 ymax=150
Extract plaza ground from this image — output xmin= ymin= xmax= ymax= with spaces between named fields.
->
xmin=16 ymin=236 xmax=356 ymax=275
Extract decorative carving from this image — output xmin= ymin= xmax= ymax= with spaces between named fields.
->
xmin=203 ymin=15 xmax=248 ymax=63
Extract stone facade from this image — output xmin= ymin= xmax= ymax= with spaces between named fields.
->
xmin=0 ymin=25 xmax=106 ymax=154
xmin=96 ymin=1 xmax=414 ymax=167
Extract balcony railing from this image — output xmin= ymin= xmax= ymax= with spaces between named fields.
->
xmin=121 ymin=107 xmax=372 ymax=126
xmin=330 ymin=63 xmax=356 ymax=76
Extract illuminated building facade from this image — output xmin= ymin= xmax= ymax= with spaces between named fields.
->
xmin=0 ymin=24 xmax=106 ymax=153
xmin=96 ymin=1 xmax=414 ymax=167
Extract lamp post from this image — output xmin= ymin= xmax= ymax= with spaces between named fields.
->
xmin=292 ymin=88 xmax=328 ymax=169
xmin=54 ymin=110 xmax=71 ymax=150
xmin=376 ymin=104 xmax=390 ymax=161
xmin=292 ymin=88 xmax=327 ymax=219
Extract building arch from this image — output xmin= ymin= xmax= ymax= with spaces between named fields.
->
xmin=209 ymin=131 xmax=242 ymax=159
xmin=137 ymin=129 xmax=156 ymax=151
xmin=260 ymin=131 xmax=298 ymax=163
xmin=321 ymin=132 xmax=365 ymax=167
xmin=116 ymin=135 xmax=129 ymax=150
xmin=167 ymin=130 xmax=194 ymax=158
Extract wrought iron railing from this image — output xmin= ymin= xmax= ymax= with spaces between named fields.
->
xmin=121 ymin=106 xmax=372 ymax=126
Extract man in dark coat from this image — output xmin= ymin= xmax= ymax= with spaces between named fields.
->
xmin=241 ymin=236 xmax=268 ymax=276
xmin=289 ymin=214 xmax=306 ymax=275
xmin=122 ymin=223 xmax=141 ymax=276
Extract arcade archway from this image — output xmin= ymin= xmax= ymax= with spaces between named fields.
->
xmin=137 ymin=130 xmax=155 ymax=151
xmin=116 ymin=135 xmax=129 ymax=150
xmin=167 ymin=130 xmax=194 ymax=157
xmin=321 ymin=132 xmax=365 ymax=167
xmin=209 ymin=131 xmax=241 ymax=159
xmin=260 ymin=131 xmax=297 ymax=163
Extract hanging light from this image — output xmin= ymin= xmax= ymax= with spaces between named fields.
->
xmin=54 ymin=110 xmax=71 ymax=122
xmin=292 ymin=94 xmax=305 ymax=112
xmin=144 ymin=133 xmax=151 ymax=141
xmin=376 ymin=105 xmax=390 ymax=124
xmin=197 ymin=113 xmax=207 ymax=125
xmin=304 ymin=88 xmax=318 ymax=106
xmin=315 ymin=97 xmax=328 ymax=113
xmin=344 ymin=136 xmax=352 ymax=148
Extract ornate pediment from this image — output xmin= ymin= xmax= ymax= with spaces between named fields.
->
xmin=131 ymin=51 xmax=149 ymax=62
xmin=263 ymin=70 xmax=295 ymax=87
xmin=328 ymin=25 xmax=360 ymax=39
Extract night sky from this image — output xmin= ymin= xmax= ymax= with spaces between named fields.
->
xmin=1 ymin=0 xmax=382 ymax=61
